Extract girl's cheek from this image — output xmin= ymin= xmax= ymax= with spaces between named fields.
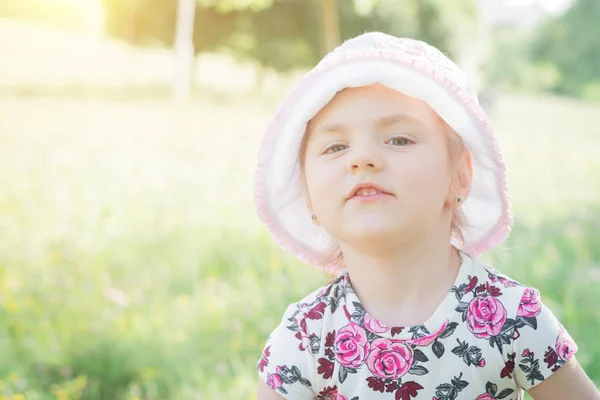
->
xmin=305 ymin=169 xmax=328 ymax=196
xmin=307 ymin=159 xmax=340 ymax=180
xmin=310 ymin=175 xmax=334 ymax=197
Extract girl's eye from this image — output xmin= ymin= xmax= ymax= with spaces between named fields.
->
xmin=324 ymin=144 xmax=347 ymax=154
xmin=388 ymin=137 xmax=412 ymax=146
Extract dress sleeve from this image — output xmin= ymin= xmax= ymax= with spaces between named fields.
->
xmin=511 ymin=287 xmax=579 ymax=391
xmin=257 ymin=303 xmax=317 ymax=399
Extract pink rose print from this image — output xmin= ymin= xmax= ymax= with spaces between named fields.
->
xmin=490 ymin=274 xmax=518 ymax=288
xmin=366 ymin=338 xmax=414 ymax=379
xmin=316 ymin=286 xmax=330 ymax=298
xmin=518 ymin=288 xmax=542 ymax=318
xmin=522 ymin=349 xmax=530 ymax=357
xmin=465 ymin=276 xmax=479 ymax=293
xmin=407 ymin=320 xmax=449 ymax=347
xmin=499 ymin=277 xmax=518 ymax=288
xmin=317 ymin=357 xmax=335 ymax=379
xmin=258 ymin=345 xmax=270 ymax=372
xmin=466 ymin=295 xmax=507 ymax=338
xmin=343 ymin=305 xmax=352 ymax=320
xmin=336 ymin=394 xmax=349 ymax=400
xmin=306 ymin=302 xmax=327 ymax=320
xmin=501 ymin=353 xmax=516 ymax=379
xmin=335 ymin=322 xmax=370 ymax=368
xmin=317 ymin=386 xmax=338 ymax=399
xmin=364 ymin=313 xmax=390 ymax=334
xmin=266 ymin=372 xmax=283 ymax=390
xmin=479 ymin=359 xmax=486 ymax=367
xmin=475 ymin=394 xmax=494 ymax=400
xmin=555 ymin=328 xmax=577 ymax=361
xmin=544 ymin=346 xmax=559 ymax=369
xmin=294 ymin=316 xmax=309 ymax=346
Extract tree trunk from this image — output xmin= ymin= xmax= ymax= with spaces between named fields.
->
xmin=320 ymin=0 xmax=340 ymax=55
xmin=173 ymin=0 xmax=197 ymax=102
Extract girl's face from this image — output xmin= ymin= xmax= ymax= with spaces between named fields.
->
xmin=303 ymin=83 xmax=467 ymax=250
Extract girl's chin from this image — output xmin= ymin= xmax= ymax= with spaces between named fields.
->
xmin=337 ymin=224 xmax=405 ymax=242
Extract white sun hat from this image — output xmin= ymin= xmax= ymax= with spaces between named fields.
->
xmin=253 ymin=31 xmax=513 ymax=273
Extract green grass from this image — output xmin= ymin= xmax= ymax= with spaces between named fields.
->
xmin=0 ymin=18 xmax=598 ymax=400
xmin=0 ymin=89 xmax=598 ymax=400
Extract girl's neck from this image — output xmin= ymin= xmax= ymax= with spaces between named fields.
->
xmin=339 ymin=231 xmax=462 ymax=328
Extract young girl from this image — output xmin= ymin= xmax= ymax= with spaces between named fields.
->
xmin=253 ymin=32 xmax=599 ymax=400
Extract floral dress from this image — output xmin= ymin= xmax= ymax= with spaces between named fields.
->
xmin=257 ymin=253 xmax=578 ymax=399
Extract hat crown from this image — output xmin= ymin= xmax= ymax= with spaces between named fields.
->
xmin=323 ymin=32 xmax=477 ymax=100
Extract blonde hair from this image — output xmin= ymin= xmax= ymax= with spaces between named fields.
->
xmin=442 ymin=117 xmax=469 ymax=247
xmin=298 ymin=114 xmax=469 ymax=271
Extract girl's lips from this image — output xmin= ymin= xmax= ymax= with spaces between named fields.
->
xmin=347 ymin=182 xmax=392 ymax=200
xmin=348 ymin=192 xmax=392 ymax=201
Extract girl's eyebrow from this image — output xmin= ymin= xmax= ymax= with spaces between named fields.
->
xmin=314 ymin=113 xmax=424 ymax=135
xmin=377 ymin=113 xmax=424 ymax=127
xmin=312 ymin=123 xmax=347 ymax=135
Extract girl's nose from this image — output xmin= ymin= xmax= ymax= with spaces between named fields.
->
xmin=347 ymin=145 xmax=382 ymax=173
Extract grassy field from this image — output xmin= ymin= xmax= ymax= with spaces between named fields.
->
xmin=0 ymin=18 xmax=599 ymax=400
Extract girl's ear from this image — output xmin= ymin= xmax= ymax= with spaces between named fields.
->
xmin=304 ymin=189 xmax=313 ymax=214
xmin=306 ymin=198 xmax=319 ymax=226
xmin=450 ymin=150 xmax=473 ymax=206
xmin=301 ymin=171 xmax=319 ymax=225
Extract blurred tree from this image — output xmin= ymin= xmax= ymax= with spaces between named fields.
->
xmin=101 ymin=0 xmax=270 ymax=47
xmin=0 ymin=0 xmax=105 ymax=32
xmin=531 ymin=0 xmax=600 ymax=99
xmin=237 ymin=0 xmax=479 ymax=74
xmin=225 ymin=1 xmax=320 ymax=73
xmin=173 ymin=0 xmax=197 ymax=101
xmin=482 ymin=27 xmax=559 ymax=94
xmin=343 ymin=0 xmax=479 ymax=60
xmin=100 ymin=0 xmax=480 ymax=77
xmin=197 ymin=0 xmax=276 ymax=12
xmin=101 ymin=0 xmax=176 ymax=45
xmin=320 ymin=0 xmax=341 ymax=54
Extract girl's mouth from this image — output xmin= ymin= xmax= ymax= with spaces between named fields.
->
xmin=347 ymin=183 xmax=393 ymax=201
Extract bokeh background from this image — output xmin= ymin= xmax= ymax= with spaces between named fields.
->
xmin=0 ymin=0 xmax=598 ymax=399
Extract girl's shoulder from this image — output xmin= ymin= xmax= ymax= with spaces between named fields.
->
xmin=478 ymin=260 xmax=523 ymax=288
xmin=470 ymin=256 xmax=533 ymax=301
xmin=466 ymin=256 xmax=553 ymax=331
xmin=469 ymin=257 xmax=579 ymax=390
xmin=283 ymin=272 xmax=348 ymax=318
